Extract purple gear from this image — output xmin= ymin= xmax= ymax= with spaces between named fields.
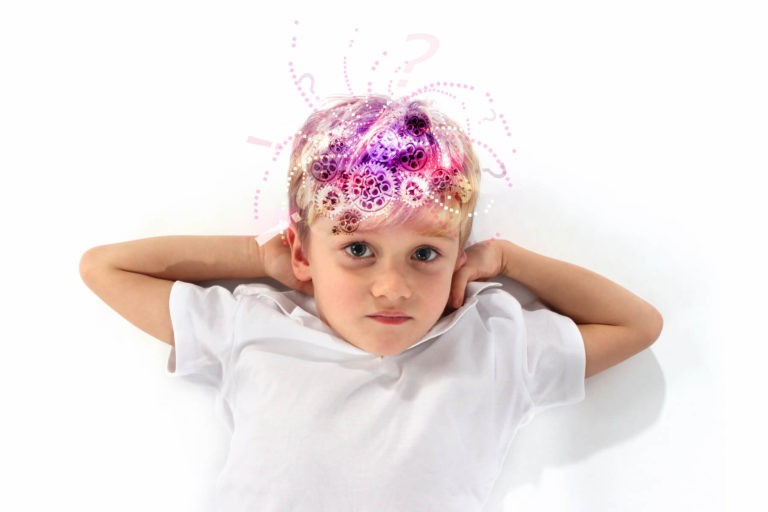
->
xmin=328 ymin=137 xmax=347 ymax=154
xmin=366 ymin=130 xmax=401 ymax=165
xmin=397 ymin=142 xmax=429 ymax=171
xmin=309 ymin=153 xmax=340 ymax=182
xmin=399 ymin=175 xmax=430 ymax=208
xmin=345 ymin=163 xmax=396 ymax=213
xmin=405 ymin=113 xmax=430 ymax=137
xmin=315 ymin=184 xmax=345 ymax=217
xmin=334 ymin=209 xmax=362 ymax=234
xmin=429 ymin=167 xmax=456 ymax=192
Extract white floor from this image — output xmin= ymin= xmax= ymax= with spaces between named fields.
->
xmin=2 ymin=1 xmax=761 ymax=510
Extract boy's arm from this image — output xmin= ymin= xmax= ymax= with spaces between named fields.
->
xmin=79 ymin=235 xmax=297 ymax=346
xmin=499 ymin=242 xmax=663 ymax=378
xmin=450 ymin=240 xmax=663 ymax=378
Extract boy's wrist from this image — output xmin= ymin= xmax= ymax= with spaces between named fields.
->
xmin=247 ymin=236 xmax=267 ymax=277
xmin=499 ymin=240 xmax=523 ymax=281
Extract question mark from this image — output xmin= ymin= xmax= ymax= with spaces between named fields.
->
xmin=482 ymin=167 xmax=505 ymax=178
xmin=397 ymin=34 xmax=439 ymax=87
xmin=479 ymin=109 xmax=497 ymax=124
xmin=246 ymin=136 xmax=273 ymax=147
xmin=297 ymin=73 xmax=316 ymax=94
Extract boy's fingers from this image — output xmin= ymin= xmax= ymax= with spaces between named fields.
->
xmin=450 ymin=271 xmax=469 ymax=308
xmin=451 ymin=263 xmax=491 ymax=307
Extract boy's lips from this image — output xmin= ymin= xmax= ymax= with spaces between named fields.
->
xmin=367 ymin=311 xmax=412 ymax=324
xmin=369 ymin=310 xmax=410 ymax=317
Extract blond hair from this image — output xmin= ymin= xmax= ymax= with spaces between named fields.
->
xmin=287 ymin=95 xmax=481 ymax=246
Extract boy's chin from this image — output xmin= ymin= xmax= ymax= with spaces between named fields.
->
xmin=337 ymin=330 xmax=420 ymax=357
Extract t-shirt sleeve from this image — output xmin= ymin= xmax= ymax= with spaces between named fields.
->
xmin=166 ymin=281 xmax=238 ymax=389
xmin=520 ymin=299 xmax=586 ymax=411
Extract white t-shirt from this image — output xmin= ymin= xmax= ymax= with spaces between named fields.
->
xmin=168 ymin=280 xmax=585 ymax=512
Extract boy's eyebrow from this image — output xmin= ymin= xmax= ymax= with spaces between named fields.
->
xmin=416 ymin=231 xmax=459 ymax=242
xmin=346 ymin=231 xmax=457 ymax=244
xmin=350 ymin=224 xmax=459 ymax=242
xmin=415 ymin=230 xmax=459 ymax=241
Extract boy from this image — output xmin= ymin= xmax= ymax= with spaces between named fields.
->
xmin=80 ymin=95 xmax=662 ymax=511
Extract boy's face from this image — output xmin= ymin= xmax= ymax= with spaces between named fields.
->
xmin=288 ymin=216 xmax=467 ymax=356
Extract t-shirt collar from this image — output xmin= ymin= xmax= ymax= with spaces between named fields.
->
xmin=257 ymin=281 xmax=502 ymax=356
xmin=407 ymin=281 xmax=501 ymax=350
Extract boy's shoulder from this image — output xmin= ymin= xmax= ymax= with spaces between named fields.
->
xmin=464 ymin=278 xmax=539 ymax=313
xmin=174 ymin=279 xmax=319 ymax=325
xmin=232 ymin=281 xmax=317 ymax=314
xmin=232 ymin=280 xmax=290 ymax=298
xmin=187 ymin=278 xmax=300 ymax=304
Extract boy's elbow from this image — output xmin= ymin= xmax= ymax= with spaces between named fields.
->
xmin=639 ymin=306 xmax=664 ymax=348
xmin=79 ymin=246 xmax=108 ymax=287
xmin=79 ymin=248 xmax=95 ymax=284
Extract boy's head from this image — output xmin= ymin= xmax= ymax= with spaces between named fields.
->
xmin=284 ymin=95 xmax=482 ymax=356
xmin=287 ymin=95 xmax=481 ymax=247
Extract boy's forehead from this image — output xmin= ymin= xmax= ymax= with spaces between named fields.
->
xmin=311 ymin=216 xmax=460 ymax=241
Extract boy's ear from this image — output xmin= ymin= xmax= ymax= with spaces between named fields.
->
xmin=286 ymin=224 xmax=312 ymax=282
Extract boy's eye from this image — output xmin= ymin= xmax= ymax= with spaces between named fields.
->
xmin=343 ymin=243 xmax=439 ymax=262
xmin=413 ymin=247 xmax=438 ymax=262
xmin=345 ymin=242 xmax=372 ymax=258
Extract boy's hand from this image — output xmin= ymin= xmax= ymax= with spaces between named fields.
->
xmin=258 ymin=233 xmax=315 ymax=297
xmin=448 ymin=240 xmax=506 ymax=309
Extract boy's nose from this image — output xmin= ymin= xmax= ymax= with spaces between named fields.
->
xmin=370 ymin=265 xmax=412 ymax=301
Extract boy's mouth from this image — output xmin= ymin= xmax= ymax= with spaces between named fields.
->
xmin=367 ymin=312 xmax=412 ymax=325
xmin=368 ymin=317 xmax=411 ymax=325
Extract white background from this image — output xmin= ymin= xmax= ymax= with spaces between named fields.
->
xmin=1 ymin=1 xmax=763 ymax=510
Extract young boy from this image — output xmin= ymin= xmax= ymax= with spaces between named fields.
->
xmin=80 ymin=95 xmax=662 ymax=511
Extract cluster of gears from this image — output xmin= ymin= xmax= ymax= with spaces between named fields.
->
xmin=301 ymin=112 xmax=472 ymax=235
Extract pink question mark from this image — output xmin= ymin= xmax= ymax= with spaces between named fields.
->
xmin=482 ymin=167 xmax=505 ymax=178
xmin=297 ymin=73 xmax=316 ymax=94
xmin=479 ymin=109 xmax=497 ymax=123
xmin=397 ymin=34 xmax=439 ymax=87
xmin=246 ymin=136 xmax=273 ymax=147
